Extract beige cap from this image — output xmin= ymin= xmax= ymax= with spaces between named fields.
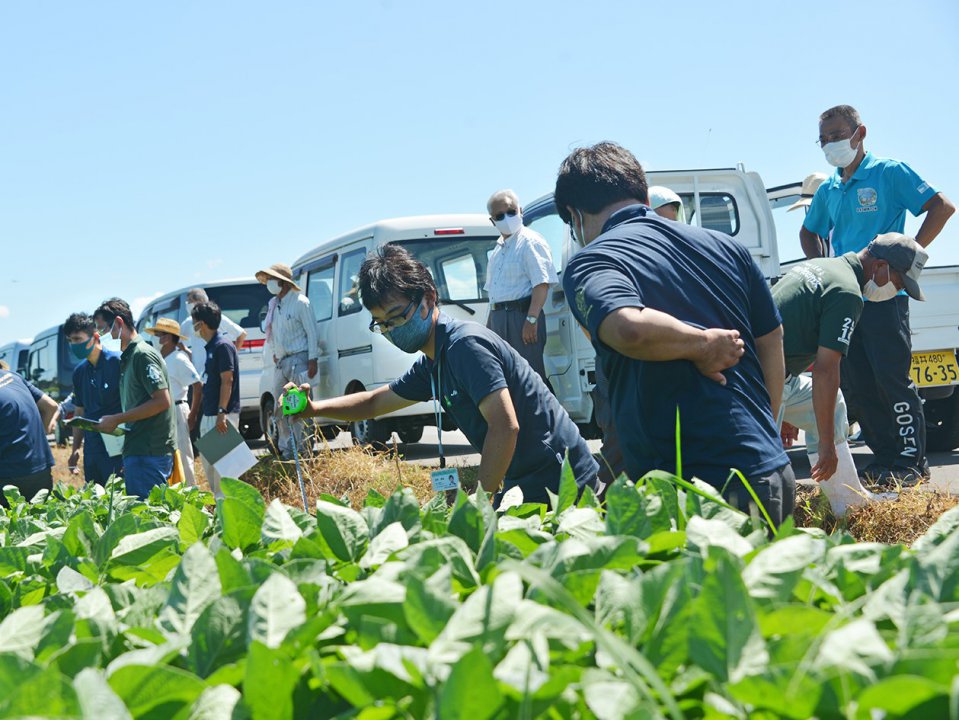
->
xmin=787 ymin=172 xmax=830 ymax=212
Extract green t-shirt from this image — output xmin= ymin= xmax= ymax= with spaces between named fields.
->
xmin=771 ymin=253 xmax=865 ymax=377
xmin=119 ymin=336 xmax=176 ymax=456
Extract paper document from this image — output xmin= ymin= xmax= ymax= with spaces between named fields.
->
xmin=64 ymin=416 xmax=127 ymax=436
xmin=195 ymin=422 xmax=258 ymax=479
xmin=101 ymin=433 xmax=124 ymax=457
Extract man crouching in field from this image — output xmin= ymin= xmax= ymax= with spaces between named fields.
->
xmin=283 ymin=244 xmax=599 ymax=504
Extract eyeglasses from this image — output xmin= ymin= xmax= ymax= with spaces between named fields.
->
xmin=368 ymin=297 xmax=420 ymax=334
xmin=491 ymin=209 xmax=518 ymax=222
xmin=816 ymin=126 xmax=859 ymax=147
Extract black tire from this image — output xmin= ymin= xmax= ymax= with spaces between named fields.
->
xmin=398 ymin=426 xmax=424 ymax=444
xmin=318 ymin=425 xmax=342 ymax=441
xmin=350 ymin=417 xmax=393 ymax=448
xmin=925 ymin=392 xmax=959 ymax=452
xmin=240 ymin=418 xmax=262 ymax=441
xmin=262 ymin=398 xmax=281 ymax=456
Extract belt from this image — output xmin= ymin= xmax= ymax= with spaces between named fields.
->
xmin=490 ymin=296 xmax=532 ymax=312
xmin=175 ymin=400 xmax=189 ymax=406
xmin=277 ymin=350 xmax=309 ymax=362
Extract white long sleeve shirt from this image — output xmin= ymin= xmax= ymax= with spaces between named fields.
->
xmin=270 ymin=291 xmax=318 ymax=361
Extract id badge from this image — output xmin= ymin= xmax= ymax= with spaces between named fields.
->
xmin=431 ymin=467 xmax=460 ymax=492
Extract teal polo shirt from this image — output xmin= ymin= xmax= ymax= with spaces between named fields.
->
xmin=804 ymin=152 xmax=937 ymax=255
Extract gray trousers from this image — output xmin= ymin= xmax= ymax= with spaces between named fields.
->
xmin=487 ymin=307 xmax=549 ymax=386
xmin=841 ymin=296 xmax=925 ymax=468
xmin=273 ymin=351 xmax=309 ymax=456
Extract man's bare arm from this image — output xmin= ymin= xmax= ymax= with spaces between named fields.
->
xmin=800 ymin=226 xmax=826 ymax=259
xmin=476 ymin=388 xmax=519 ymax=494
xmin=915 ymin=193 xmax=956 ymax=247
xmin=597 ymin=306 xmax=744 ymax=384
xmin=293 ymin=384 xmax=414 ymax=422
xmin=810 ymin=347 xmax=843 ymax=482
xmin=755 ymin=325 xmax=785 ymax=422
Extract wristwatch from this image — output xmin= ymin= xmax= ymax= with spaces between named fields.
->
xmin=217 ymin=407 xmax=227 ymax=415
xmin=525 ymin=315 xmax=537 ymax=325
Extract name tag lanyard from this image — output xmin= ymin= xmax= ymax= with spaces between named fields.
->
xmin=429 ymin=354 xmax=446 ymax=469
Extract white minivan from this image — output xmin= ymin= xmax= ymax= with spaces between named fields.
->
xmin=258 ymin=214 xmax=502 ymax=448
xmin=137 ymin=278 xmax=271 ymax=440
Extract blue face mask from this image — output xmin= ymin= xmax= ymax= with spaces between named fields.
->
xmin=385 ymin=300 xmax=433 ymax=353
xmin=69 ymin=338 xmax=94 ymax=361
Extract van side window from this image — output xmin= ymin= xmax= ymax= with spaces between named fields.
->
xmin=338 ymin=250 xmax=366 ymax=316
xmin=679 ymin=193 xmax=740 ymax=236
xmin=525 ymin=212 xmax=568 ymax=273
xmin=307 ymin=264 xmax=336 ymax=321
xmin=439 ymin=254 xmax=479 ymax=301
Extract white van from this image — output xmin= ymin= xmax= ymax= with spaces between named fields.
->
xmin=521 ymin=167 xmax=782 ymax=430
xmin=258 ymin=215 xmax=501 ymax=448
xmin=0 ymin=340 xmax=32 ymax=376
xmin=137 ymin=278 xmax=271 ymax=440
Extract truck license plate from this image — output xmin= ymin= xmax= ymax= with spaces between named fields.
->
xmin=910 ymin=350 xmax=959 ymax=387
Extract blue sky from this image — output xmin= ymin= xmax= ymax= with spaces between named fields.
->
xmin=1 ymin=0 xmax=957 ymax=342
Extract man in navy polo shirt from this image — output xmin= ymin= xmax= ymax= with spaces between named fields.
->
xmin=64 ymin=312 xmax=124 ymax=485
xmin=283 ymin=244 xmax=599 ymax=504
xmin=192 ymin=301 xmax=241 ymax=499
xmin=556 ymin=142 xmax=794 ymax=525
xmin=800 ymin=104 xmax=955 ymax=485
xmin=0 ymin=370 xmax=59 ymax=506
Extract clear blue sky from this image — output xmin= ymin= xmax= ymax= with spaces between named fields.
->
xmin=1 ymin=0 xmax=957 ymax=342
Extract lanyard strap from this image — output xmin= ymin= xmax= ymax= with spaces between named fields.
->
xmin=429 ymin=354 xmax=446 ymax=469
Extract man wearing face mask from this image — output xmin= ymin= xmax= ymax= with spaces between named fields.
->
xmin=145 ymin=318 xmax=202 ymax=487
xmin=282 ymin=244 xmax=599 ymax=504
xmin=557 ymin=142 xmax=794 ymax=526
xmin=63 ymin=312 xmax=124 ymax=485
xmin=257 ymin=263 xmax=318 ymax=458
xmin=180 ymin=288 xmax=247 ymax=363
xmin=801 ymin=104 xmax=955 ymax=484
xmin=647 ymin=186 xmax=687 ymax=223
xmin=93 ymin=298 xmax=177 ymax=498
xmin=484 ymin=189 xmax=558 ymax=387
xmin=772 ymin=234 xmax=928 ymax=513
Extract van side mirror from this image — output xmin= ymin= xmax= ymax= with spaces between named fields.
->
xmin=31 ymin=368 xmax=44 ymax=382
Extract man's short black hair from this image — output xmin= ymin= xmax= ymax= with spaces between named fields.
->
xmin=191 ymin=301 xmax=222 ymax=331
xmin=820 ymin=104 xmax=861 ymax=132
xmin=358 ymin=244 xmax=437 ymax=310
xmin=94 ymin=298 xmax=134 ymax=330
xmin=63 ymin=312 xmax=95 ymax=338
xmin=554 ymin=141 xmax=649 ymax=224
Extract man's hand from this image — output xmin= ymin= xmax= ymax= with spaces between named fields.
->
xmin=693 ymin=329 xmax=744 ymax=385
xmin=811 ymin=442 xmax=839 ymax=482
xmin=188 ymin=412 xmax=199 ymax=432
xmin=522 ymin=320 xmax=538 ymax=345
xmin=68 ymin=450 xmax=81 ymax=474
xmin=216 ymin=414 xmax=228 ymax=434
xmin=307 ymin=359 xmax=318 ymax=379
xmin=780 ymin=421 xmax=800 ymax=449
xmin=96 ymin=415 xmax=121 ymax=434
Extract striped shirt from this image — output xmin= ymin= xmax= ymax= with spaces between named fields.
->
xmin=484 ymin=225 xmax=558 ymax=303
xmin=270 ymin=291 xmax=319 ymax=361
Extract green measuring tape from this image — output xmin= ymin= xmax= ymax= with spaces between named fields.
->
xmin=282 ymin=388 xmax=309 ymax=416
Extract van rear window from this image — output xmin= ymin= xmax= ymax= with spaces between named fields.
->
xmin=393 ymin=237 xmax=499 ymax=303
xmin=206 ymin=284 xmax=272 ymax=330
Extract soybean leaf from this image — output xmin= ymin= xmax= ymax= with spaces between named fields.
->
xmin=554 ymin=456 xmax=578 ymax=515
xmin=217 ymin=479 xmax=266 ymax=552
xmin=247 ymin=572 xmax=306 ymax=649
xmin=243 ymin=642 xmax=298 ymax=720
xmin=261 ymin=499 xmax=303 ymax=546
xmin=73 ymin=668 xmax=132 ymax=720
xmin=359 ymin=521 xmax=408 ymax=570
xmin=186 ymin=684 xmax=247 ymax=720
xmin=189 ymin=593 xmax=252 ymax=678
xmin=315 ymin=500 xmax=369 ymax=562
xmin=403 ymin=565 xmax=456 ymax=644
xmin=438 ymin=645 xmax=503 ymax=720
xmin=108 ymin=664 xmax=207 ymax=718
xmin=178 ymin=503 xmax=210 ymax=547
xmin=158 ymin=542 xmax=222 ymax=638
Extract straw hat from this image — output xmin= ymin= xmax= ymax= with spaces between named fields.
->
xmin=787 ymin=172 xmax=829 ymax=212
xmin=144 ymin=317 xmax=187 ymax=340
xmin=255 ymin=263 xmax=301 ymax=292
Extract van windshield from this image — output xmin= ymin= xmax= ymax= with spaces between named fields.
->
xmin=206 ymin=283 xmax=272 ymax=330
xmin=393 ymin=236 xmax=499 ymax=303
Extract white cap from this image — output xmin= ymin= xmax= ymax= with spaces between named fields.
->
xmin=647 ymin=186 xmax=682 ymax=210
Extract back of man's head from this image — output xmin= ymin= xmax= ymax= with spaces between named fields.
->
xmin=359 ymin=244 xmax=437 ymax=310
xmin=187 ymin=288 xmax=209 ymax=304
xmin=554 ymin=142 xmax=648 ymax=224
xmin=191 ymin=302 xmax=222 ymax=331
xmin=94 ymin=298 xmax=134 ymax=331
xmin=820 ymin=104 xmax=861 ymax=131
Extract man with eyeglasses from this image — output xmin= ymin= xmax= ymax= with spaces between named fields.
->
xmin=484 ymin=189 xmax=558 ymax=387
xmin=282 ymin=244 xmax=600 ymax=505
xmin=800 ymin=104 xmax=955 ymax=486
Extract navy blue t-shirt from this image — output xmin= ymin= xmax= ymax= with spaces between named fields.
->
xmin=0 ymin=370 xmax=55 ymax=479
xmin=201 ymin=332 xmax=240 ymax=416
xmin=71 ymin=349 xmax=122 ymax=456
xmin=563 ymin=205 xmax=787 ymax=486
xmin=390 ymin=313 xmax=598 ymax=497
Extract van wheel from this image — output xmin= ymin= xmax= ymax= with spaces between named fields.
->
xmin=350 ymin=417 xmax=393 ymax=448
xmin=925 ymin=392 xmax=959 ymax=452
xmin=241 ymin=418 xmax=262 ymax=441
xmin=398 ymin=426 xmax=423 ymax=444
xmin=262 ymin=398 xmax=281 ymax=455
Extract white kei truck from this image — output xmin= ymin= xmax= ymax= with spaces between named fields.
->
xmin=260 ymin=167 xmax=959 ymax=453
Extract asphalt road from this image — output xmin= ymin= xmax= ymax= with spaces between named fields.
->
xmin=299 ymin=426 xmax=959 ymax=495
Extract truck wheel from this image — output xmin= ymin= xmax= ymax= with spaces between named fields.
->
xmin=240 ymin=418 xmax=262 ymax=441
xmin=925 ymin=392 xmax=959 ymax=452
xmin=398 ymin=426 xmax=424 ymax=444
xmin=350 ymin=417 xmax=393 ymax=448
xmin=262 ymin=397 xmax=281 ymax=456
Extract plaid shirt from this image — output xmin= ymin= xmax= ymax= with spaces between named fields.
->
xmin=484 ymin=225 xmax=558 ymax=303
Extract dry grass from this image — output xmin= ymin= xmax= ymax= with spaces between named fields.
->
xmin=794 ymin=482 xmax=959 ymax=544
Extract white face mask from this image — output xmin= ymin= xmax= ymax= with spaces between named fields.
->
xmin=822 ymin=130 xmax=860 ymax=168
xmin=570 ymin=209 xmax=586 ymax=246
xmin=493 ymin=212 xmax=522 ymax=237
xmin=266 ymin=279 xmax=282 ymax=295
xmin=863 ymin=266 xmax=898 ymax=302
